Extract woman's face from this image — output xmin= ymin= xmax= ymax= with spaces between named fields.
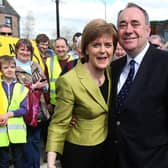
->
xmin=86 ymin=34 xmax=114 ymax=70
xmin=16 ymin=44 xmax=32 ymax=63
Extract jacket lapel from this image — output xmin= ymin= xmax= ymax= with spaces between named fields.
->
xmin=75 ymin=62 xmax=108 ymax=111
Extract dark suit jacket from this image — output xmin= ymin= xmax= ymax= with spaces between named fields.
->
xmin=106 ymin=44 xmax=168 ymax=168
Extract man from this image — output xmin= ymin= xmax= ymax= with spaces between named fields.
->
xmin=68 ymin=32 xmax=82 ymax=59
xmin=0 ymin=24 xmax=12 ymax=36
xmin=149 ymin=34 xmax=166 ymax=50
xmin=107 ymin=3 xmax=168 ymax=168
xmin=35 ymin=34 xmax=53 ymax=163
xmin=46 ymin=37 xmax=77 ymax=107
xmin=35 ymin=34 xmax=51 ymax=62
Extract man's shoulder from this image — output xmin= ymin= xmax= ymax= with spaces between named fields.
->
xmin=111 ymin=56 xmax=126 ymax=67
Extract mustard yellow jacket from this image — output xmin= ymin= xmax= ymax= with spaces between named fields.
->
xmin=46 ymin=62 xmax=112 ymax=154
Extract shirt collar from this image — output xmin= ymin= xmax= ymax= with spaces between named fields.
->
xmin=126 ymin=42 xmax=150 ymax=66
xmin=1 ymin=78 xmax=17 ymax=84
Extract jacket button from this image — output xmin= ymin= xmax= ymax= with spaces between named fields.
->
xmin=116 ymin=121 xmax=120 ymax=126
xmin=114 ymin=140 xmax=118 ymax=144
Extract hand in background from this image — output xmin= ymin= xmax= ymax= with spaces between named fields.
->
xmin=69 ymin=116 xmax=77 ymax=127
xmin=32 ymin=79 xmax=48 ymax=90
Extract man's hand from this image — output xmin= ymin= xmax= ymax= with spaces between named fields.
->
xmin=69 ymin=116 xmax=77 ymax=127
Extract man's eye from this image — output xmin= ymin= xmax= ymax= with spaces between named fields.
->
xmin=132 ymin=23 xmax=140 ymax=27
xmin=119 ymin=24 xmax=127 ymax=28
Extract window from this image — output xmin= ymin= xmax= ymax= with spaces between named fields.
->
xmin=5 ymin=16 xmax=12 ymax=28
xmin=164 ymin=31 xmax=168 ymax=41
xmin=0 ymin=0 xmax=4 ymax=6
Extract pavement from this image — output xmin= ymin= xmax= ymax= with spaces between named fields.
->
xmin=40 ymin=160 xmax=62 ymax=168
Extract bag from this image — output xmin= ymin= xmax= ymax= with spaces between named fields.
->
xmin=24 ymin=89 xmax=41 ymax=127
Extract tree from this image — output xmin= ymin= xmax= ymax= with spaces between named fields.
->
xmin=50 ymin=25 xmax=76 ymax=46
xmin=21 ymin=11 xmax=35 ymax=39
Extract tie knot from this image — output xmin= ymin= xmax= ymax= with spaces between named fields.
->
xmin=129 ymin=60 xmax=135 ymax=69
xmin=129 ymin=59 xmax=135 ymax=66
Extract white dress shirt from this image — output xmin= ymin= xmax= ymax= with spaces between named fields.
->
xmin=117 ymin=43 xmax=150 ymax=93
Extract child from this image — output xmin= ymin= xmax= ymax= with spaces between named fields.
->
xmin=0 ymin=55 xmax=28 ymax=168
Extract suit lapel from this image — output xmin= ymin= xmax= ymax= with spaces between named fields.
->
xmin=75 ymin=62 xmax=108 ymax=111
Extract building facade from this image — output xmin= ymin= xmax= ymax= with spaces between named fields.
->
xmin=0 ymin=0 xmax=20 ymax=37
xmin=151 ymin=20 xmax=168 ymax=41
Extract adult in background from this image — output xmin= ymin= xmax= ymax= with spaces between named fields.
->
xmin=149 ymin=34 xmax=166 ymax=50
xmin=35 ymin=33 xmax=53 ymax=162
xmin=113 ymin=42 xmax=126 ymax=61
xmin=46 ymin=37 xmax=77 ymax=109
xmin=46 ymin=18 xmax=117 ymax=168
xmin=0 ymin=24 xmax=12 ymax=36
xmin=14 ymin=39 xmax=50 ymax=168
xmin=68 ymin=32 xmax=82 ymax=59
xmin=106 ymin=3 xmax=168 ymax=168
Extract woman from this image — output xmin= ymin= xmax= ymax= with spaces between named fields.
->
xmin=14 ymin=39 xmax=50 ymax=168
xmin=46 ymin=19 xmax=117 ymax=168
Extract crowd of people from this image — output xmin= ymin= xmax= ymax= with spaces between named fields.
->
xmin=0 ymin=2 xmax=168 ymax=168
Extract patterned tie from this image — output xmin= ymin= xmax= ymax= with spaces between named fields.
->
xmin=117 ymin=60 xmax=135 ymax=113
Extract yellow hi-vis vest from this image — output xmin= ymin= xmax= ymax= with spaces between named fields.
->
xmin=46 ymin=55 xmax=74 ymax=105
xmin=0 ymin=77 xmax=5 ymax=115
xmin=0 ymin=83 xmax=28 ymax=147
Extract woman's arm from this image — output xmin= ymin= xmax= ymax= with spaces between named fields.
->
xmin=46 ymin=75 xmax=74 ymax=155
xmin=47 ymin=152 xmax=57 ymax=168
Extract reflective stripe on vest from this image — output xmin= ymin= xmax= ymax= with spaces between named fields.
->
xmin=8 ymin=124 xmax=26 ymax=130
xmin=0 ymin=83 xmax=28 ymax=147
xmin=0 ymin=127 xmax=7 ymax=132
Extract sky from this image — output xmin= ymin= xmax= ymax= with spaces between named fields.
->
xmin=7 ymin=0 xmax=168 ymax=39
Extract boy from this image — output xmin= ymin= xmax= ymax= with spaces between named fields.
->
xmin=0 ymin=55 xmax=28 ymax=168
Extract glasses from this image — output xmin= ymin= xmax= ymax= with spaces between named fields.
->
xmin=0 ymin=32 xmax=12 ymax=36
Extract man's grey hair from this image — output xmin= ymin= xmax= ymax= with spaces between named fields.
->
xmin=117 ymin=2 xmax=150 ymax=27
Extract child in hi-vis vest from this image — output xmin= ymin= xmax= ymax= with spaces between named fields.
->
xmin=0 ymin=56 xmax=28 ymax=168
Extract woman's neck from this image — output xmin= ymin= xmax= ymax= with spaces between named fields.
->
xmin=85 ymin=63 xmax=105 ymax=87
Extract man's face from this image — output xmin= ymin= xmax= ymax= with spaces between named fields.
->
xmin=73 ymin=36 xmax=79 ymax=48
xmin=55 ymin=39 xmax=69 ymax=60
xmin=118 ymin=7 xmax=151 ymax=56
xmin=150 ymin=38 xmax=163 ymax=49
xmin=38 ymin=41 xmax=49 ymax=54
xmin=0 ymin=27 xmax=12 ymax=36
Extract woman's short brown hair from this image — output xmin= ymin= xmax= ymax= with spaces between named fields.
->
xmin=81 ymin=19 xmax=118 ymax=62
xmin=15 ymin=39 xmax=34 ymax=56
